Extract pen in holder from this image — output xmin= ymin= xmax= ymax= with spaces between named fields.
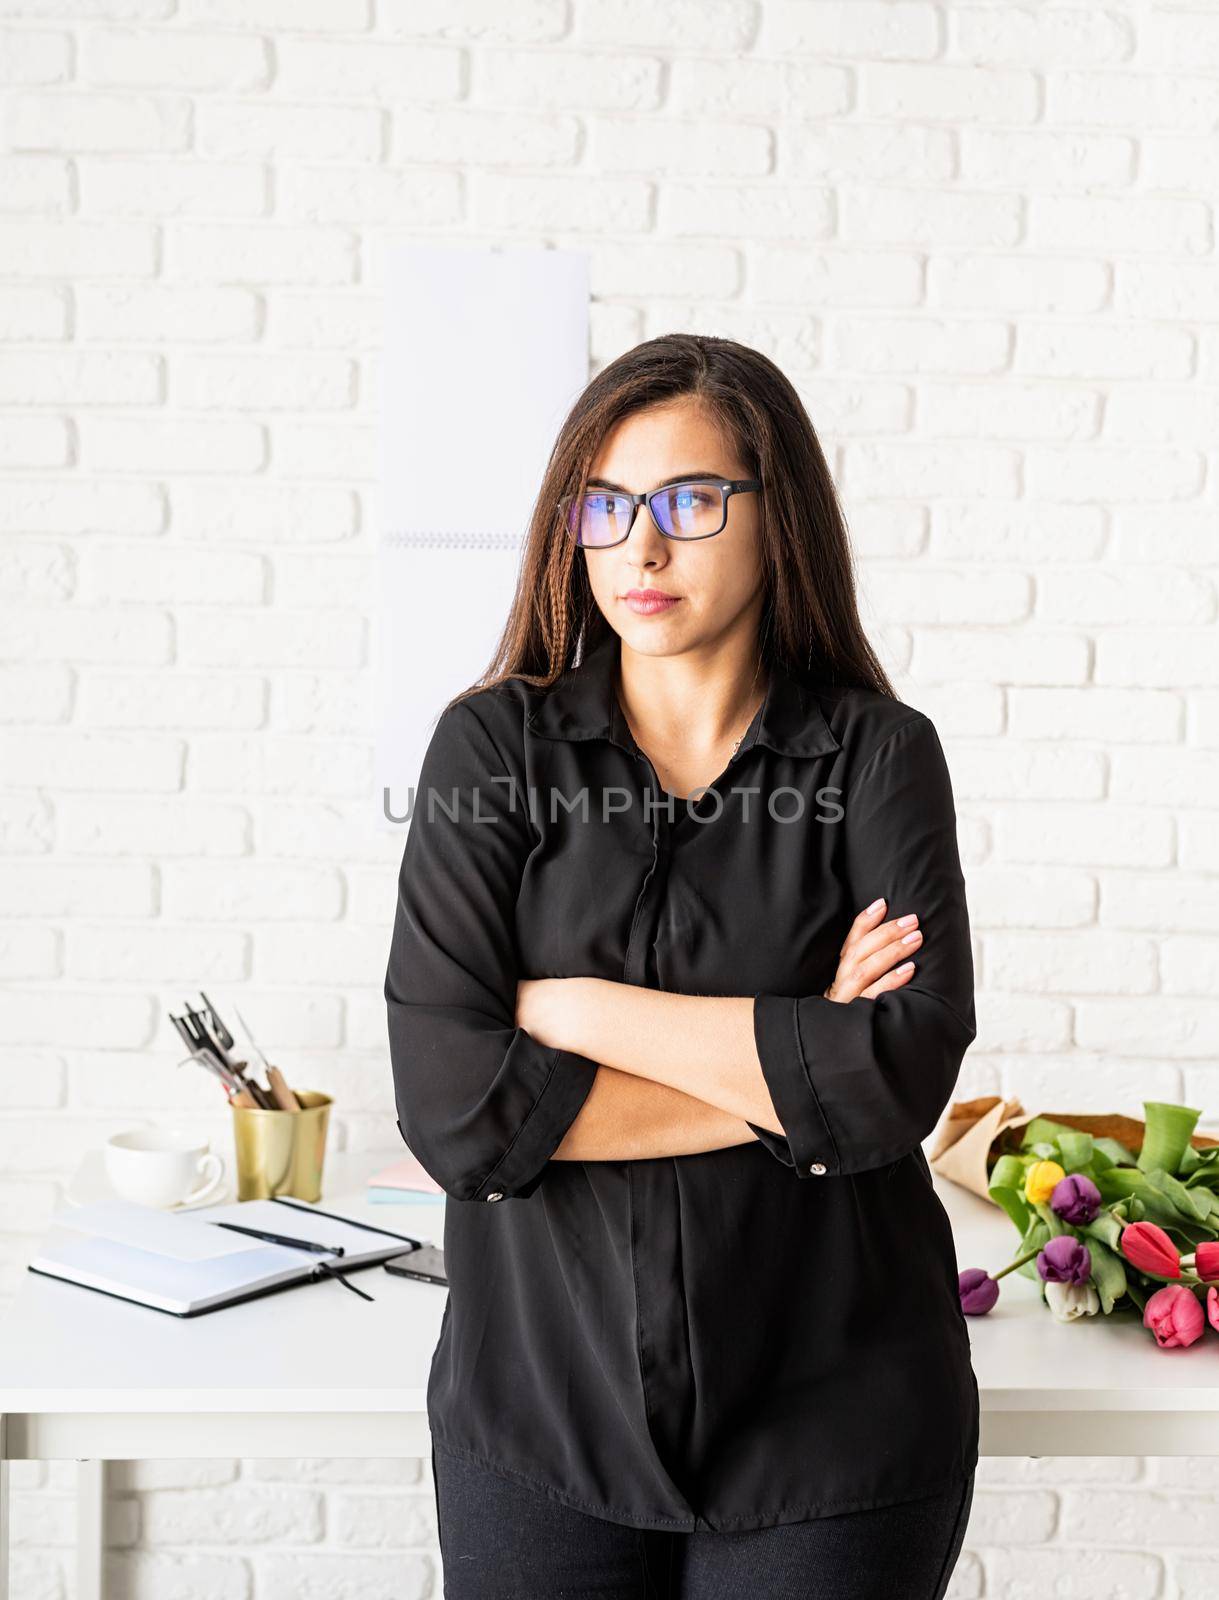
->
xmin=231 ymin=1091 xmax=332 ymax=1202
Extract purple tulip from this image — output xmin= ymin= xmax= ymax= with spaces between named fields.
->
xmin=1037 ymin=1234 xmax=1092 ymax=1285
xmin=1050 ymin=1173 xmax=1102 ymax=1226
xmin=958 ymin=1267 xmax=999 ymax=1315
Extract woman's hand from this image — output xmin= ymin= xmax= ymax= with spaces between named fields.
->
xmin=516 ymin=976 xmax=580 ymax=1052
xmin=824 ymin=896 xmax=921 ymax=1003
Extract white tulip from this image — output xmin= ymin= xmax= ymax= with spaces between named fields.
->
xmin=1044 ymin=1280 xmax=1100 ymax=1322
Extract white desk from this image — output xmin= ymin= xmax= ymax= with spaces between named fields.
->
xmin=2 ymin=1150 xmax=1216 ymax=1599
xmin=0 ymin=1150 xmax=446 ymax=1600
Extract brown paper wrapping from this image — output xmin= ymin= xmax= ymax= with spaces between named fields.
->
xmin=927 ymin=1095 xmax=1219 ymax=1204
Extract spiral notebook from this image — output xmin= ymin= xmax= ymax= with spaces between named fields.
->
xmin=27 ymin=1196 xmax=424 ymax=1318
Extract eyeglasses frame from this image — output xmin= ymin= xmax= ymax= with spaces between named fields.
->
xmin=560 ymin=477 xmax=763 ymax=548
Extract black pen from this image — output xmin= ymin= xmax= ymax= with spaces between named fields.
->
xmin=211 ymin=1221 xmax=344 ymax=1257
xmin=269 ymin=1195 xmax=425 ymax=1249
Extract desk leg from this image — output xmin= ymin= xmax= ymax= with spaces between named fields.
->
xmin=0 ymin=1414 xmax=9 ymax=1600
xmin=77 ymin=1461 xmax=104 ymax=1600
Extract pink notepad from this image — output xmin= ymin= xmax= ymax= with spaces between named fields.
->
xmin=366 ymin=1152 xmax=445 ymax=1195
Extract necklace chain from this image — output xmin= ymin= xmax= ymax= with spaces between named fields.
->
xmin=655 ymin=696 xmax=761 ymax=777
xmin=623 ymin=669 xmax=766 ymax=780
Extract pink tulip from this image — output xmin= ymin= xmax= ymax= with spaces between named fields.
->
xmin=1208 ymin=1287 xmax=1218 ymax=1334
xmin=1143 ymin=1284 xmax=1205 ymax=1349
xmin=1195 ymin=1241 xmax=1219 ymax=1283
xmin=1120 ymin=1221 xmax=1180 ymax=1279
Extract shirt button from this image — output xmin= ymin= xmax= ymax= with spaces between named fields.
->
xmin=809 ymin=1162 xmax=827 ymax=1176
xmin=486 ymin=1191 xmax=504 ymax=1202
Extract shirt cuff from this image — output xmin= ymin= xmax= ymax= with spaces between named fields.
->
xmin=751 ymin=992 xmax=844 ymax=1179
xmin=477 ymin=1046 xmax=597 ymax=1201
xmin=398 ymin=1045 xmax=596 ymax=1204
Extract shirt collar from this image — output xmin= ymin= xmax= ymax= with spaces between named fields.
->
xmin=525 ymin=626 xmax=841 ymax=761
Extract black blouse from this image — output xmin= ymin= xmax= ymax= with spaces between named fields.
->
xmin=385 ymin=625 xmax=980 ymax=1533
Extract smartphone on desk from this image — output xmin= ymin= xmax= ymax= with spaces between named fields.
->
xmin=384 ymin=1244 xmax=447 ymax=1286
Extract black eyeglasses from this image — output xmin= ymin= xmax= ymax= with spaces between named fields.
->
xmin=560 ymin=477 xmax=762 ymax=548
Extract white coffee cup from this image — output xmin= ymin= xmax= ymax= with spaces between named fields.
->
xmin=104 ymin=1128 xmax=226 ymax=1209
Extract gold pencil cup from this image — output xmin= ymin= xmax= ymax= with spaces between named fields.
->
xmin=230 ymin=1090 xmax=332 ymax=1202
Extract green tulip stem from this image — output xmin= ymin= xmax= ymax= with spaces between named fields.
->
xmin=992 ymin=1246 xmax=1044 ymax=1281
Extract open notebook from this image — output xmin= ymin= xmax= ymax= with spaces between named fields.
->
xmin=27 ymin=1196 xmax=426 ymax=1318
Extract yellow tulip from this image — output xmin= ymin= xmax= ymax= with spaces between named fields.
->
xmin=1025 ymin=1159 xmax=1066 ymax=1205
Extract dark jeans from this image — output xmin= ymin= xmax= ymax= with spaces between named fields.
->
xmin=430 ymin=1440 xmax=975 ymax=1600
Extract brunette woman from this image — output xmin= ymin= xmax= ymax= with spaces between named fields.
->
xmin=386 ymin=334 xmax=979 ymax=1599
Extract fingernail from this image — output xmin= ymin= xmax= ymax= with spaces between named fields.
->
xmin=897 ymin=914 xmax=918 ymax=928
xmin=902 ymin=930 xmax=922 ymax=944
xmin=866 ymin=897 xmax=885 ymax=913
xmin=896 ymin=960 xmax=915 ymax=973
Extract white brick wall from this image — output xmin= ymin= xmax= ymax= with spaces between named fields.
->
xmin=2 ymin=2 xmax=1217 ymax=1595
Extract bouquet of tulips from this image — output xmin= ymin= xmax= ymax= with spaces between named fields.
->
xmin=958 ymin=1100 xmax=1219 ymax=1348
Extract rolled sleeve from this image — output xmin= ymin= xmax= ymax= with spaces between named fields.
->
xmin=385 ymin=697 xmax=597 ymax=1202
xmin=750 ymin=713 xmax=977 ymax=1180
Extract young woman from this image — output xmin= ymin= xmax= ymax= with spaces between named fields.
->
xmin=385 ymin=334 xmax=979 ymax=1599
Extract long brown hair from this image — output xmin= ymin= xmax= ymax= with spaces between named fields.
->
xmin=445 ymin=333 xmax=895 ymax=713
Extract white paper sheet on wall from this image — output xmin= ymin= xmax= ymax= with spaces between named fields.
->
xmin=376 ymin=242 xmax=589 ymax=830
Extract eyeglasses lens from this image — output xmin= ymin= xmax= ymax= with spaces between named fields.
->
xmin=568 ymin=482 xmax=725 ymax=546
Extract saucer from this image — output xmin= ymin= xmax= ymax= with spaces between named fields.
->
xmin=65 ymin=1148 xmax=235 ymax=1211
